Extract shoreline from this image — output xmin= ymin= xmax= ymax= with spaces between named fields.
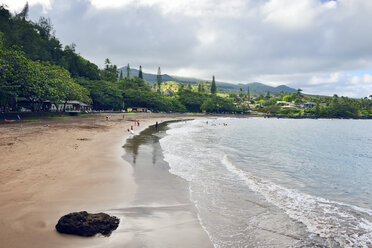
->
xmin=121 ymin=120 xmax=213 ymax=247
xmin=0 ymin=113 xmax=210 ymax=248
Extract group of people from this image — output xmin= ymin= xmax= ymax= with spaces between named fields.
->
xmin=127 ymin=120 xmax=160 ymax=135
xmin=206 ymin=120 xmax=228 ymax=126
xmin=127 ymin=120 xmax=140 ymax=134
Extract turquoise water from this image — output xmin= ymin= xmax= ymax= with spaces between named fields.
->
xmin=159 ymin=118 xmax=372 ymax=247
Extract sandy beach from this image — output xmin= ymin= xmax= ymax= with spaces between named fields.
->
xmin=0 ymin=113 xmax=212 ymax=248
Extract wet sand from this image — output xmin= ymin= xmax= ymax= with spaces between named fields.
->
xmin=120 ymin=122 xmax=213 ymax=247
xmin=0 ymin=113 xmax=211 ymax=248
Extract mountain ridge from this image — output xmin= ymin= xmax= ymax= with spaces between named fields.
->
xmin=118 ymin=67 xmax=297 ymax=95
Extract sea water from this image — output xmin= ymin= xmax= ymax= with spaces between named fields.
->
xmin=159 ymin=118 xmax=372 ymax=248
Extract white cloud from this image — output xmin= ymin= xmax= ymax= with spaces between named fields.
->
xmin=89 ymin=0 xmax=132 ymax=9
xmin=261 ymin=0 xmax=321 ymax=31
xmin=363 ymin=74 xmax=372 ymax=84
xmin=0 ymin=0 xmax=51 ymax=12
xmin=309 ymin=73 xmax=342 ymax=85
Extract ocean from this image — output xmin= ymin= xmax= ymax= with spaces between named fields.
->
xmin=159 ymin=118 xmax=372 ymax=248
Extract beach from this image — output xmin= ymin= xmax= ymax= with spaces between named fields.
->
xmin=0 ymin=113 xmax=212 ymax=248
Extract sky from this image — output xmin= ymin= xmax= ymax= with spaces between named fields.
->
xmin=2 ymin=0 xmax=372 ymax=97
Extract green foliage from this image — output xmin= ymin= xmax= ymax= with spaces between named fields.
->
xmin=0 ymin=6 xmax=101 ymax=80
xmin=138 ymin=65 xmax=143 ymax=79
xmin=177 ymin=89 xmax=206 ymax=112
xmin=126 ymin=64 xmax=130 ymax=78
xmin=211 ymin=75 xmax=216 ymax=94
xmin=156 ymin=67 xmax=162 ymax=91
xmin=159 ymin=81 xmax=182 ymax=95
xmin=177 ymin=89 xmax=235 ymax=113
xmin=201 ymin=98 xmax=215 ymax=113
xmin=122 ymin=89 xmax=185 ymax=112
xmin=118 ymin=77 xmax=151 ymax=91
xmin=77 ymin=78 xmax=122 ymax=110
xmin=264 ymin=105 xmax=280 ymax=114
xmin=282 ymin=94 xmax=294 ymax=102
xmin=101 ymin=58 xmax=118 ymax=82
xmin=0 ymin=45 xmax=91 ymax=110
xmin=118 ymin=77 xmax=186 ymax=112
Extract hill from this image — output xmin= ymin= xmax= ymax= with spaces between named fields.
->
xmin=118 ymin=67 xmax=298 ymax=95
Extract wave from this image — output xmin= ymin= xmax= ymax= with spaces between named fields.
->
xmin=222 ymin=155 xmax=372 ymax=248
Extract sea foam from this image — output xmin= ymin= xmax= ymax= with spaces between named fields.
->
xmin=222 ymin=154 xmax=372 ymax=247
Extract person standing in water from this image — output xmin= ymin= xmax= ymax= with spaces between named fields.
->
xmin=155 ymin=121 xmax=158 ymax=131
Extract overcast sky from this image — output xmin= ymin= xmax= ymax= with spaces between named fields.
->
xmin=2 ymin=0 xmax=372 ymax=97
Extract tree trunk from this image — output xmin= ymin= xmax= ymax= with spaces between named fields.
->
xmin=53 ymin=103 xmax=59 ymax=112
xmin=37 ymin=101 xmax=43 ymax=111
xmin=63 ymin=101 xmax=67 ymax=112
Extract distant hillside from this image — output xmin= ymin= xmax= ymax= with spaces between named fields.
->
xmin=118 ymin=67 xmax=297 ymax=95
xmin=233 ymin=82 xmax=298 ymax=95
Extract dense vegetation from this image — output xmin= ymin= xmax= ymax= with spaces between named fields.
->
xmin=232 ymin=89 xmax=372 ymax=118
xmin=1 ymin=4 xmax=371 ymax=117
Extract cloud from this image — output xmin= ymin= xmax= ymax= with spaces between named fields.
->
xmin=261 ymin=0 xmax=321 ymax=31
xmin=1 ymin=0 xmax=51 ymax=12
xmin=3 ymin=0 xmax=372 ymax=97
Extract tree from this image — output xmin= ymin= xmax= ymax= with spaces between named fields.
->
xmin=201 ymin=98 xmax=215 ymax=113
xmin=119 ymin=70 xmax=123 ymax=81
xmin=138 ymin=65 xmax=143 ymax=79
xmin=126 ymin=63 xmax=130 ymax=78
xmin=77 ymin=78 xmax=123 ymax=110
xmin=0 ymin=46 xmax=33 ymax=107
xmin=104 ymin=58 xmax=111 ymax=69
xmin=37 ymin=17 xmax=53 ymax=40
xmin=15 ymin=3 xmax=29 ymax=20
xmin=265 ymin=91 xmax=271 ymax=99
xmin=265 ymin=105 xmax=280 ymax=115
xmin=283 ymin=94 xmax=294 ymax=102
xmin=198 ymin=83 xmax=202 ymax=92
xmin=157 ymin=67 xmax=162 ymax=93
xmin=211 ymin=75 xmax=216 ymax=94
xmin=297 ymin=88 xmax=303 ymax=98
xmin=101 ymin=58 xmax=118 ymax=82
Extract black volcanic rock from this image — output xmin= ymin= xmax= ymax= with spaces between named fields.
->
xmin=56 ymin=211 xmax=120 ymax=237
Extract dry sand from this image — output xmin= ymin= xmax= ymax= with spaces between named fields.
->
xmin=0 ymin=113 xmax=212 ymax=248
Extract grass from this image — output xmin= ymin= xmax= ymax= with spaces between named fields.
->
xmin=46 ymin=115 xmax=73 ymax=120
xmin=20 ymin=119 xmax=41 ymax=122
xmin=94 ymin=112 xmax=137 ymax=116
xmin=186 ymin=112 xmax=206 ymax=115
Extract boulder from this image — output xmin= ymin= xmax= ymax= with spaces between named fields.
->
xmin=55 ymin=211 xmax=120 ymax=237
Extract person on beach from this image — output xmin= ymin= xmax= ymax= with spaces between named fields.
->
xmin=137 ymin=120 xmax=140 ymax=126
xmin=155 ymin=121 xmax=158 ymax=131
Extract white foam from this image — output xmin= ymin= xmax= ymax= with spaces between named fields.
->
xmin=222 ymin=155 xmax=372 ymax=248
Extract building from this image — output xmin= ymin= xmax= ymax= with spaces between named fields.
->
xmin=126 ymin=107 xmax=150 ymax=113
xmin=303 ymin=102 xmax=316 ymax=109
xmin=50 ymin=101 xmax=92 ymax=112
